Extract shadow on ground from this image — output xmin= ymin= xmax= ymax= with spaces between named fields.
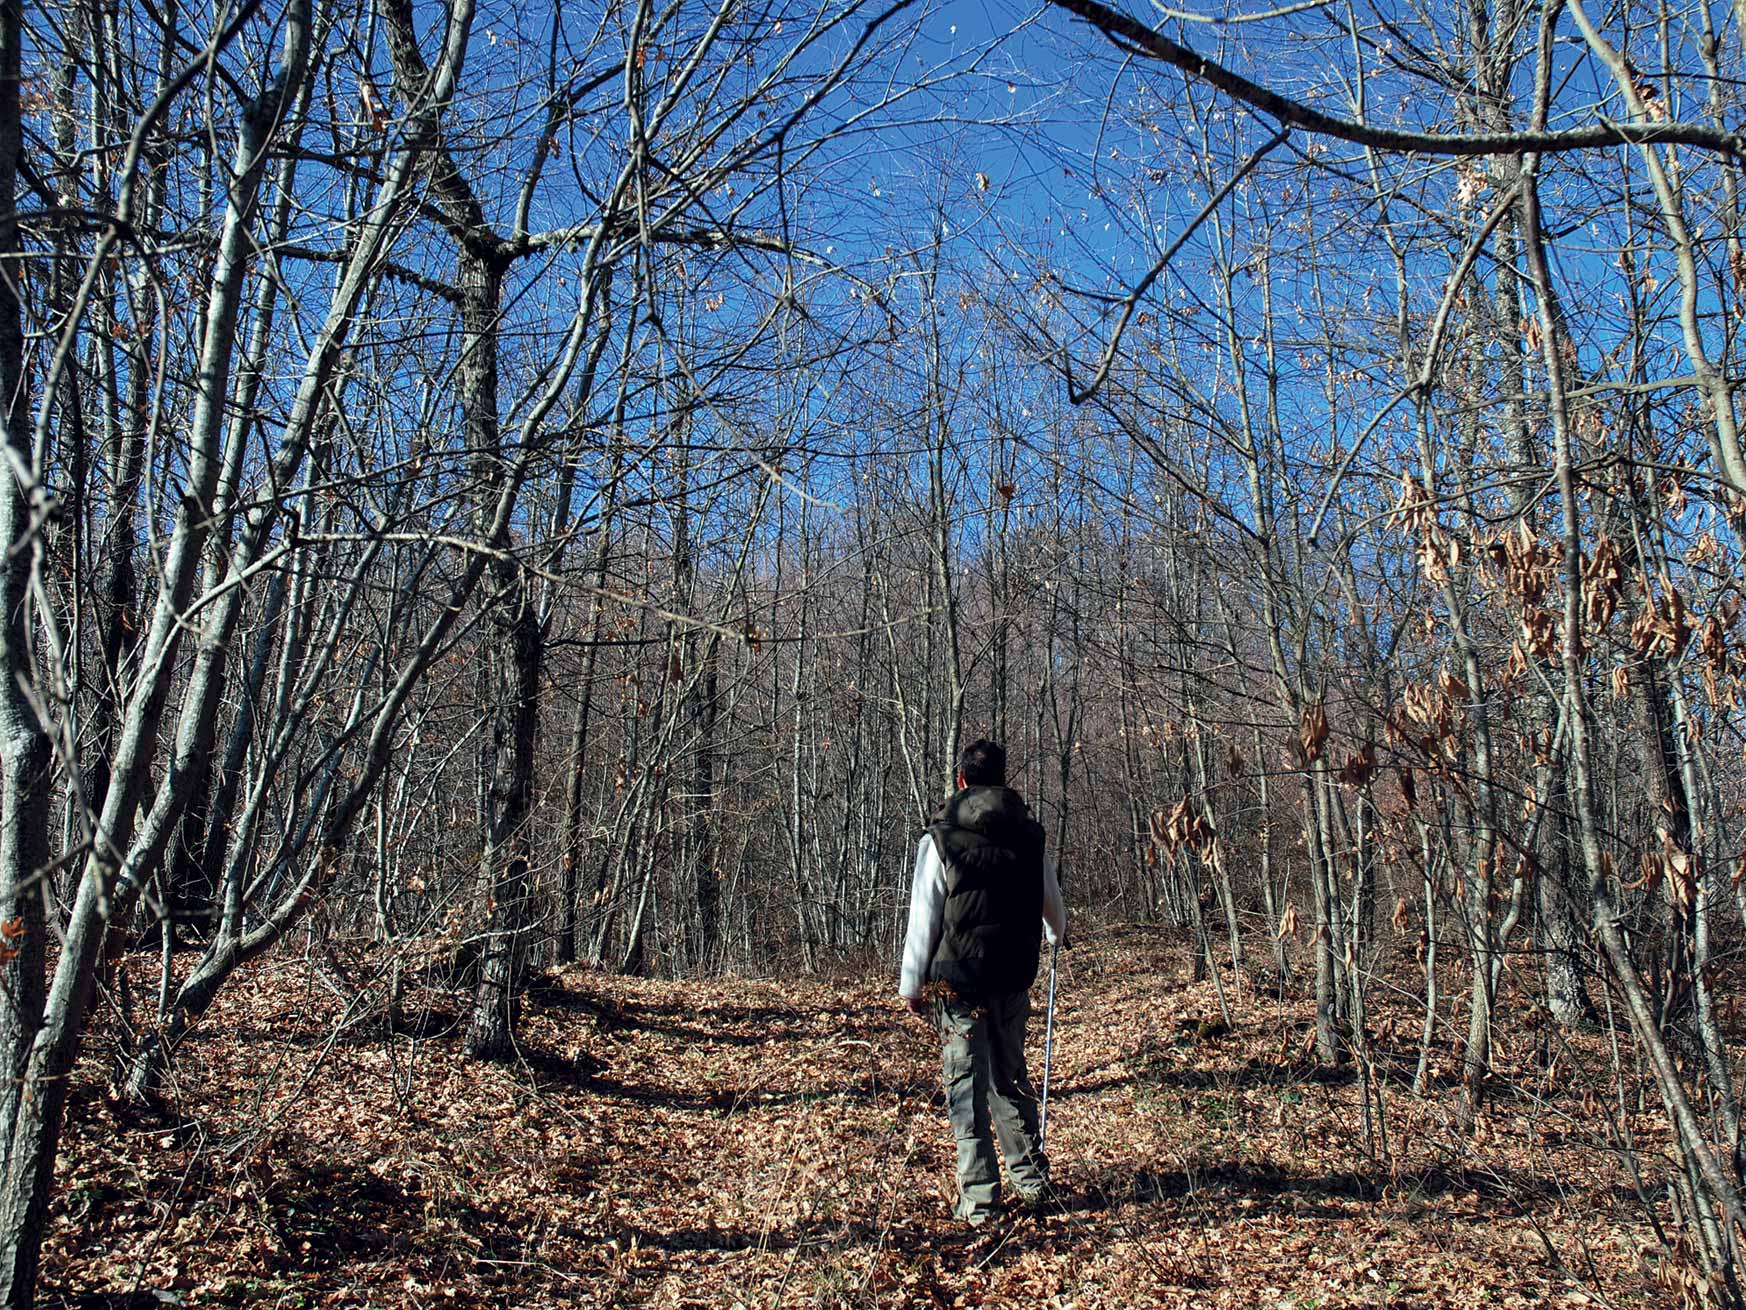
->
xmin=518 ymin=1047 xmax=933 ymax=1111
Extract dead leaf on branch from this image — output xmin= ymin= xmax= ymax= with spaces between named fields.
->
xmin=1699 ymin=613 xmax=1730 ymax=675
xmin=1158 ymin=796 xmax=1214 ymax=855
xmin=1337 ymin=741 xmax=1377 ymax=789
xmin=1583 ymin=536 xmax=1623 ymax=630
xmin=358 ymin=78 xmax=387 ymax=131
xmin=1276 ymin=902 xmax=1299 ymax=941
xmin=1389 ymin=472 xmax=1433 ymax=535
xmin=1664 ymin=833 xmax=1698 ymax=913
xmin=1632 ymin=581 xmax=1693 ymax=660
xmin=1298 ymin=700 xmax=1328 ymax=765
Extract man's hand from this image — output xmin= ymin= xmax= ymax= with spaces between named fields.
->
xmin=903 ymin=995 xmax=929 ymax=1020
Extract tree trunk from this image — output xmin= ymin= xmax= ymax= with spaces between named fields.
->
xmin=694 ymin=640 xmax=722 ymax=970
xmin=0 ymin=1 xmax=54 ymax=1297
xmin=1538 ymin=770 xmax=1594 ymax=1027
xmin=458 ymin=245 xmax=543 ymax=1061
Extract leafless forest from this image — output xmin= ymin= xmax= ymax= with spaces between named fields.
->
xmin=10 ymin=0 xmax=1746 ymax=1304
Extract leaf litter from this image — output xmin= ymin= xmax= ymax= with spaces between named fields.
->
xmin=48 ymin=926 xmax=1673 ymax=1307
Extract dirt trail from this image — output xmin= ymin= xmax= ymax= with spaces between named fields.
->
xmin=51 ymin=927 xmax=1656 ymax=1307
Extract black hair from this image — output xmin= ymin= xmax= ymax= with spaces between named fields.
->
xmin=957 ymin=738 xmax=1007 ymax=787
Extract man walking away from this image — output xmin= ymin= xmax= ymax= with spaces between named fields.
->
xmin=898 ymin=738 xmax=1067 ymax=1225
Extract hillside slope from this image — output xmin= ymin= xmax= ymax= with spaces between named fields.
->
xmin=51 ymin=928 xmax=1664 ymax=1307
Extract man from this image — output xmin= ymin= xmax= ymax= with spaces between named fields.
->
xmin=898 ymin=738 xmax=1067 ymax=1225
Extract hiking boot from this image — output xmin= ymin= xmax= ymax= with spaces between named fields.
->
xmin=1014 ymin=1186 xmax=1060 ymax=1217
xmin=949 ymin=1193 xmax=997 ymax=1227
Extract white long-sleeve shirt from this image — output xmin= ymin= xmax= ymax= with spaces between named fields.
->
xmin=898 ymin=834 xmax=1066 ymax=1000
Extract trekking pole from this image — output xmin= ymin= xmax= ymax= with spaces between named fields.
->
xmin=1039 ymin=938 xmax=1060 ymax=1153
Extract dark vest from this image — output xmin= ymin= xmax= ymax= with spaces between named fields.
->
xmin=926 ymin=786 xmax=1046 ymax=999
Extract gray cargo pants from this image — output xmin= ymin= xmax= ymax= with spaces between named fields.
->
xmin=934 ymin=989 xmax=1048 ymax=1222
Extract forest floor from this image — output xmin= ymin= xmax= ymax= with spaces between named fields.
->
xmin=48 ymin=926 xmax=1685 ymax=1309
